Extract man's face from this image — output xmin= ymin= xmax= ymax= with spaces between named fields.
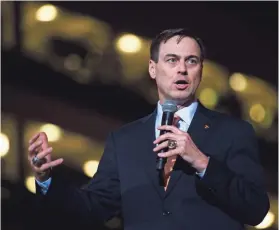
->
xmin=149 ymin=36 xmax=203 ymax=105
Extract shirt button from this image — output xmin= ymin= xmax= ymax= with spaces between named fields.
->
xmin=162 ymin=211 xmax=171 ymax=216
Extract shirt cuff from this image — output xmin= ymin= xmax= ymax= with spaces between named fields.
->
xmin=36 ymin=177 xmax=52 ymax=195
xmin=196 ymin=168 xmax=206 ymax=178
xmin=195 ymin=157 xmax=210 ymax=178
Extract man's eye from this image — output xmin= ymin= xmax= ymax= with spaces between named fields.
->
xmin=167 ymin=58 xmax=177 ymax=63
xmin=187 ymin=58 xmax=198 ymax=64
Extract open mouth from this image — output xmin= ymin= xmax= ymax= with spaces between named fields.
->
xmin=175 ymin=80 xmax=188 ymax=85
xmin=174 ymin=80 xmax=189 ymax=89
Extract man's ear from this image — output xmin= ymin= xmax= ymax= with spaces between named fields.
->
xmin=200 ymin=62 xmax=204 ymax=80
xmin=149 ymin=60 xmax=156 ymax=79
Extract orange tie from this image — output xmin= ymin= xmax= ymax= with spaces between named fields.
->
xmin=164 ymin=115 xmax=181 ymax=190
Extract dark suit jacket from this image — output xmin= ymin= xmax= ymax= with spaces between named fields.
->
xmin=35 ymin=102 xmax=269 ymax=230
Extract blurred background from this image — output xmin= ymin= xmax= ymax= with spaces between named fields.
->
xmin=1 ymin=1 xmax=278 ymax=230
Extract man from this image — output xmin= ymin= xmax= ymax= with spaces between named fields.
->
xmin=28 ymin=28 xmax=269 ymax=230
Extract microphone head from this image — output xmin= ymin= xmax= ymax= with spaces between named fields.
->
xmin=162 ymin=100 xmax=178 ymax=113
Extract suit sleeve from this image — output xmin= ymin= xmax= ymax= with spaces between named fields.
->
xmin=196 ymin=121 xmax=270 ymax=226
xmin=34 ymin=132 xmax=121 ymax=228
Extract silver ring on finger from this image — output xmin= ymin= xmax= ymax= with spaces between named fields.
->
xmin=32 ymin=156 xmax=41 ymax=166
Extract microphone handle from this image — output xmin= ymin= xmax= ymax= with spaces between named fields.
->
xmin=156 ymin=112 xmax=174 ymax=171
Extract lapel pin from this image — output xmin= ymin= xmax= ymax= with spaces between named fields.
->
xmin=204 ymin=124 xmax=210 ymax=129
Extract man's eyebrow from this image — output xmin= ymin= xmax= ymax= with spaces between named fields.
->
xmin=164 ymin=54 xmax=200 ymax=59
xmin=164 ymin=53 xmax=180 ymax=58
xmin=185 ymin=55 xmax=200 ymax=59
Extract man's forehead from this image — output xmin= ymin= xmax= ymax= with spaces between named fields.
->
xmin=159 ymin=36 xmax=201 ymax=56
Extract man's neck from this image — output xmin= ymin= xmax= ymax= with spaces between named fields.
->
xmin=177 ymin=99 xmax=196 ymax=109
xmin=160 ymin=96 xmax=197 ymax=110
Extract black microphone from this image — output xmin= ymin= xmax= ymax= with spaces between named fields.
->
xmin=156 ymin=100 xmax=178 ymax=171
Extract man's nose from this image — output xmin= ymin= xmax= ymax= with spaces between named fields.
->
xmin=178 ymin=61 xmax=187 ymax=75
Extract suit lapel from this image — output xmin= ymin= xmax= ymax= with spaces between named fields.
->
xmin=165 ymin=102 xmax=213 ymax=197
xmin=139 ymin=109 xmax=165 ymax=199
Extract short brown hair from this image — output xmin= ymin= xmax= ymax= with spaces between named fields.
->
xmin=150 ymin=28 xmax=206 ymax=63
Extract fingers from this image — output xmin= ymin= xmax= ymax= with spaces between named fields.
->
xmin=154 ymin=133 xmax=176 ymax=144
xmin=153 ymin=141 xmax=168 ymax=152
xmin=33 ymin=158 xmax=63 ymax=176
xmin=36 ymin=147 xmax=53 ymax=159
xmin=29 ymin=133 xmax=41 ymax=145
xmin=28 ymin=132 xmax=62 ymax=180
xmin=31 ymin=148 xmax=63 ymax=173
xmin=28 ymin=140 xmax=43 ymax=156
xmin=157 ymin=148 xmax=181 ymax=158
xmin=39 ymin=132 xmax=49 ymax=149
xmin=30 ymin=147 xmax=53 ymax=167
xmin=28 ymin=132 xmax=48 ymax=150
xmin=31 ymin=147 xmax=63 ymax=174
xmin=154 ymin=132 xmax=187 ymax=144
xmin=157 ymin=125 xmax=183 ymax=134
xmin=39 ymin=158 xmax=63 ymax=172
xmin=154 ymin=139 xmax=183 ymax=157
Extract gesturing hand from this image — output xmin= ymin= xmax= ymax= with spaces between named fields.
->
xmin=28 ymin=132 xmax=63 ymax=182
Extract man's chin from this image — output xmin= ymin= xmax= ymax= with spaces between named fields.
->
xmin=159 ymin=90 xmax=194 ymax=104
xmin=171 ymin=92 xmax=192 ymax=100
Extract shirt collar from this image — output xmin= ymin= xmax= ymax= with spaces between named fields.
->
xmin=156 ymin=100 xmax=198 ymax=125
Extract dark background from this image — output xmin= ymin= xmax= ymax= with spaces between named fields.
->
xmin=1 ymin=1 xmax=278 ymax=230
